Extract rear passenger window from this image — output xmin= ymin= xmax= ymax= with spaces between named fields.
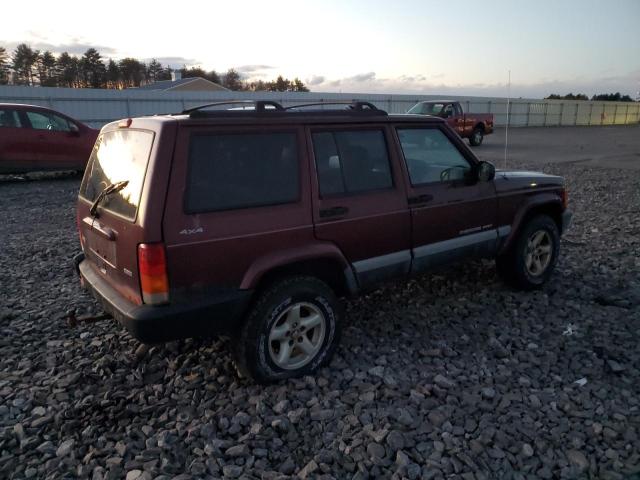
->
xmin=0 ymin=109 xmax=22 ymax=128
xmin=185 ymin=132 xmax=299 ymax=213
xmin=312 ymin=130 xmax=393 ymax=196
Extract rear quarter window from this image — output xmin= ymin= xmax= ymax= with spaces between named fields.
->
xmin=184 ymin=132 xmax=299 ymax=213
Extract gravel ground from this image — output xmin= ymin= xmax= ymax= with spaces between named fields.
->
xmin=1 ymin=155 xmax=639 ymax=480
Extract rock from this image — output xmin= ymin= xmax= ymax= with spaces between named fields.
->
xmin=607 ymin=360 xmax=625 ymax=373
xmin=566 ymin=450 xmax=589 ymax=471
xmin=406 ymin=463 xmax=421 ymax=479
xmin=298 ymin=460 xmax=318 ymax=479
xmin=125 ymin=470 xmax=142 ymax=480
xmin=481 ymin=387 xmax=496 ymax=399
xmin=386 ymin=430 xmax=404 ymax=451
xmin=395 ymin=450 xmax=410 ymax=467
xmin=56 ymin=439 xmax=75 ymax=457
xmin=222 ymin=465 xmax=243 ymax=478
xmin=522 ymin=444 xmax=534 ymax=457
xmin=280 ymin=457 xmax=296 ymax=475
xmin=273 ymin=399 xmax=290 ymax=414
xmin=428 ymin=410 xmax=447 ymax=427
xmin=367 ymin=442 xmax=386 ymax=460
xmin=434 ymin=374 xmax=456 ymax=389
xmin=225 ymin=444 xmax=249 ymax=457
xmin=310 ymin=409 xmax=333 ymax=421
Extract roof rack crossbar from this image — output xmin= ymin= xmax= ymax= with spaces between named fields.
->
xmin=284 ymin=101 xmax=382 ymax=112
xmin=182 ymin=100 xmax=284 ymax=115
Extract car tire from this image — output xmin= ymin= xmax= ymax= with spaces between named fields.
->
xmin=233 ymin=276 xmax=341 ymax=384
xmin=496 ymin=214 xmax=560 ymax=290
xmin=469 ymin=127 xmax=484 ymax=146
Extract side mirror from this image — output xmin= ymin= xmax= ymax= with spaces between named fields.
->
xmin=69 ymin=123 xmax=80 ymax=135
xmin=477 ymin=161 xmax=496 ymax=182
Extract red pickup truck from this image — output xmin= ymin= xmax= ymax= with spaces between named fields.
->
xmin=408 ymin=100 xmax=494 ymax=146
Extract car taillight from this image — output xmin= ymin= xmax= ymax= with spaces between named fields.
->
xmin=138 ymin=243 xmax=169 ymax=305
xmin=561 ymin=187 xmax=568 ymax=209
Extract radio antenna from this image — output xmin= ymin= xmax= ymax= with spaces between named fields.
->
xmin=504 ymin=70 xmax=511 ymax=169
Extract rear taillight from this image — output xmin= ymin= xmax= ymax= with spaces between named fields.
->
xmin=561 ymin=187 xmax=568 ymax=209
xmin=138 ymin=243 xmax=169 ymax=305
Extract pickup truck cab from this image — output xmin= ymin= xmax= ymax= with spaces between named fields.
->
xmin=75 ymin=101 xmax=570 ymax=383
xmin=408 ymin=100 xmax=494 ymax=146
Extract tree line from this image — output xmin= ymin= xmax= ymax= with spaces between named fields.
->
xmin=546 ymin=92 xmax=635 ymax=102
xmin=0 ymin=44 xmax=309 ymax=92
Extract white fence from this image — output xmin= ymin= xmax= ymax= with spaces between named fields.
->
xmin=1 ymin=85 xmax=639 ymax=129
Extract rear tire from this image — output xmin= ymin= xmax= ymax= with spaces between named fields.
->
xmin=469 ymin=127 xmax=484 ymax=146
xmin=496 ymin=215 xmax=560 ymax=290
xmin=234 ymin=276 xmax=341 ymax=383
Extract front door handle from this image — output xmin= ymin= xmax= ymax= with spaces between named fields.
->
xmin=408 ymin=194 xmax=433 ymax=205
xmin=319 ymin=206 xmax=349 ymax=218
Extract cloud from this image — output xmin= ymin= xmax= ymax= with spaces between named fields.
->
xmin=144 ymin=57 xmax=201 ymax=68
xmin=307 ymin=75 xmax=326 ymax=86
xmin=0 ymin=39 xmax=117 ymax=56
xmin=304 ymin=71 xmax=640 ymax=99
xmin=348 ymin=72 xmax=376 ymax=82
xmin=235 ymin=64 xmax=276 ymax=74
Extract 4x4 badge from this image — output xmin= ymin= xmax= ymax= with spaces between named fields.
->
xmin=179 ymin=227 xmax=204 ymax=235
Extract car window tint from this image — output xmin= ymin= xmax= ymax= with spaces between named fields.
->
xmin=25 ymin=111 xmax=52 ymax=130
xmin=0 ymin=109 xmax=23 ymax=128
xmin=185 ymin=132 xmax=299 ymax=213
xmin=397 ymin=128 xmax=471 ymax=185
xmin=312 ymin=130 xmax=393 ymax=196
xmin=50 ymin=114 xmax=71 ymax=132
xmin=25 ymin=111 xmax=72 ymax=131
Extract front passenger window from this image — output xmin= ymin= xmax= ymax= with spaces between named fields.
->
xmin=25 ymin=111 xmax=71 ymax=131
xmin=397 ymin=128 xmax=471 ymax=185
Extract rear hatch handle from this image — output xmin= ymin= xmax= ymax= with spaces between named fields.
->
xmin=92 ymin=222 xmax=116 ymax=241
xmin=82 ymin=215 xmax=116 ymax=241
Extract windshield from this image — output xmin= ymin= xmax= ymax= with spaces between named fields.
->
xmin=408 ymin=103 xmax=445 ymax=115
xmin=79 ymin=129 xmax=154 ymax=220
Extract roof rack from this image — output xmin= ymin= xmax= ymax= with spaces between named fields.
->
xmin=181 ymin=100 xmax=387 ymax=118
xmin=182 ymin=100 xmax=284 ymax=115
xmin=284 ymin=101 xmax=383 ymax=112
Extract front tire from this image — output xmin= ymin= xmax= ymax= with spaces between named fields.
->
xmin=469 ymin=127 xmax=484 ymax=146
xmin=234 ymin=276 xmax=341 ymax=383
xmin=497 ymin=215 xmax=560 ymax=290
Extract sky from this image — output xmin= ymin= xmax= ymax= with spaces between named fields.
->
xmin=2 ymin=0 xmax=639 ymax=98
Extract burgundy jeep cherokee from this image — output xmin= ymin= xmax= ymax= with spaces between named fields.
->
xmin=75 ymin=101 xmax=572 ymax=383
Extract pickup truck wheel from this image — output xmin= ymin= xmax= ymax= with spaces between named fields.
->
xmin=497 ymin=214 xmax=560 ymax=290
xmin=233 ymin=276 xmax=341 ymax=383
xmin=469 ymin=127 xmax=484 ymax=146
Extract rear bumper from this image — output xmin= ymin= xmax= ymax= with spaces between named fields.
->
xmin=77 ymin=257 xmax=252 ymax=343
xmin=561 ymin=210 xmax=573 ymax=234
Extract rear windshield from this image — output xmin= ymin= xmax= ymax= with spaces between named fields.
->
xmin=408 ymin=103 xmax=444 ymax=115
xmin=79 ymin=129 xmax=154 ymax=220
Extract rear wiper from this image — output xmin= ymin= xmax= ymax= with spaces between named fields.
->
xmin=89 ymin=180 xmax=129 ymax=217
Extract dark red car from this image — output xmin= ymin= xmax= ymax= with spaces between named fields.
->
xmin=0 ymin=103 xmax=98 ymax=173
xmin=75 ymin=101 xmax=571 ymax=383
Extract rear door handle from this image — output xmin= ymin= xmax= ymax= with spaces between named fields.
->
xmin=319 ymin=206 xmax=349 ymax=218
xmin=408 ymin=194 xmax=433 ymax=205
